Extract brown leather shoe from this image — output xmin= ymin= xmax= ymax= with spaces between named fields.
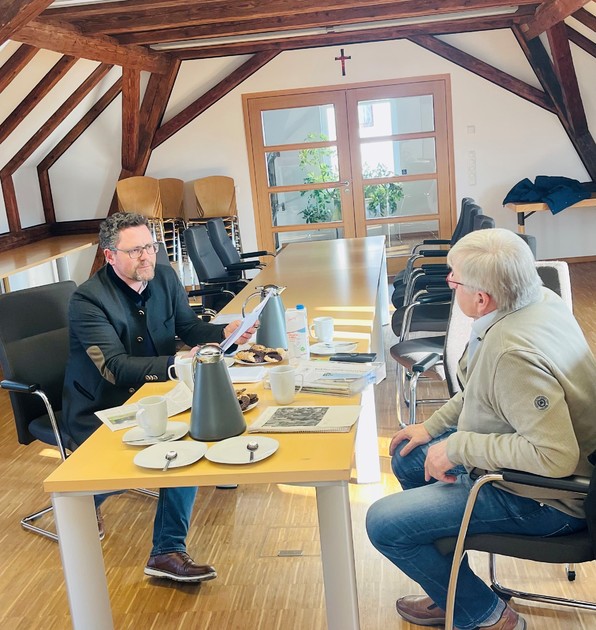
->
xmin=96 ymin=507 xmax=105 ymax=541
xmin=483 ymin=604 xmax=526 ymax=630
xmin=144 ymin=552 xmax=217 ymax=583
xmin=395 ymin=595 xmax=445 ymax=626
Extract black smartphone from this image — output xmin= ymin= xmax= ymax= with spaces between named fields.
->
xmin=329 ymin=352 xmax=377 ymax=363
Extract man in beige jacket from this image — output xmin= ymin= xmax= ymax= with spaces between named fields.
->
xmin=367 ymin=228 xmax=596 ymax=630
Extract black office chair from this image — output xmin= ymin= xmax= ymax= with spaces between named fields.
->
xmin=391 ymin=197 xmax=478 ymax=306
xmin=183 ymin=225 xmax=248 ymax=311
xmin=0 ymin=281 xmax=78 ymax=541
xmin=206 ymin=217 xmax=274 ymax=276
xmin=437 ymin=461 xmax=596 ymax=630
xmin=156 ymin=241 xmax=220 ymax=320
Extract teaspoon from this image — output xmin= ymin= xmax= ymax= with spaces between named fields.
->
xmin=163 ymin=450 xmax=178 ymax=471
xmin=247 ymin=441 xmax=259 ymax=462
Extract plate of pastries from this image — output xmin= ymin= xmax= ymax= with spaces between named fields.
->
xmin=234 ymin=344 xmax=286 ymax=365
xmin=236 ymin=389 xmax=259 ymax=413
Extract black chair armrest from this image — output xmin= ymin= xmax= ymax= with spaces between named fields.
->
xmin=188 ymin=287 xmax=227 ymax=297
xmin=500 ymin=469 xmax=590 ymax=494
xmin=417 ymin=249 xmax=450 ymax=258
xmin=412 ymin=352 xmax=442 ymax=373
xmin=240 ymin=250 xmax=275 ymax=259
xmin=1 ymin=379 xmax=39 ymax=394
xmin=225 ymin=261 xmax=262 ymax=271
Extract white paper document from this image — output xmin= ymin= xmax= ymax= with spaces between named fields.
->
xmin=227 ymin=366 xmax=266 ymax=383
xmin=95 ymin=382 xmax=193 ymax=431
xmin=219 ymin=289 xmax=273 ymax=352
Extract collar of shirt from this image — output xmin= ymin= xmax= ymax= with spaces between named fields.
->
xmin=468 ymin=310 xmax=499 ymax=362
xmin=106 ymin=264 xmax=152 ymax=306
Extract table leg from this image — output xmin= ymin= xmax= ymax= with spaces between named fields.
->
xmin=315 ymin=482 xmax=360 ymax=630
xmin=55 ymin=255 xmax=72 ymax=281
xmin=517 ymin=211 xmax=526 ymax=234
xmin=52 ymin=493 xmax=113 ymax=630
xmin=354 ymin=385 xmax=381 ymax=483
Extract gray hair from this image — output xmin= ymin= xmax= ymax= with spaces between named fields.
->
xmin=99 ymin=212 xmax=149 ymax=250
xmin=447 ymin=228 xmax=542 ymax=312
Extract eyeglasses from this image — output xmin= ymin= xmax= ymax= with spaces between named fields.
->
xmin=446 ymin=271 xmax=471 ymax=290
xmin=111 ymin=243 xmax=160 ymax=259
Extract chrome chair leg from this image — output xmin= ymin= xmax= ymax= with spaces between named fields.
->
xmin=21 ymin=505 xmax=58 ymax=542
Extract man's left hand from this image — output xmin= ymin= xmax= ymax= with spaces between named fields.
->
xmin=223 ymin=319 xmax=259 ymax=346
xmin=424 ymin=440 xmax=457 ymax=483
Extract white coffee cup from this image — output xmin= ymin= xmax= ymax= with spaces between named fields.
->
xmin=310 ymin=316 xmax=334 ymax=343
xmin=264 ymin=365 xmax=304 ymax=405
xmin=168 ymin=356 xmax=195 ymax=392
xmin=136 ymin=395 xmax=168 ymax=437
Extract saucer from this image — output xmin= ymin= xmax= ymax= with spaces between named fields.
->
xmin=310 ymin=341 xmax=358 ymax=356
xmin=205 ymin=435 xmax=279 ymax=465
xmin=123 ymin=421 xmax=189 ymax=446
xmin=133 ymin=440 xmax=208 ymax=469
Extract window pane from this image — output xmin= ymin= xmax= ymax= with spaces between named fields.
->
xmin=361 ymin=138 xmax=436 ymax=178
xmin=366 ymin=220 xmax=439 ymax=257
xmin=358 ymin=96 xmax=434 ymax=138
xmin=266 ymin=147 xmax=339 ymax=187
xmin=276 ymin=227 xmax=344 ymax=249
xmin=262 ymin=105 xmax=336 ymax=146
xmin=270 ymin=190 xmax=343 ymax=227
xmin=364 ymin=180 xmax=437 ymax=219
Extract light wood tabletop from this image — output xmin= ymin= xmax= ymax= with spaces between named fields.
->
xmin=44 ymin=236 xmax=387 ymax=630
xmin=0 ymin=234 xmax=97 ymax=291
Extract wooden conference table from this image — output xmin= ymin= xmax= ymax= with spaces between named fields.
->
xmin=0 ymin=233 xmax=97 ymax=292
xmin=44 ymin=236 xmax=389 ymax=630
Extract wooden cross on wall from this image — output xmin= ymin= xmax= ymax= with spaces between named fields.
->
xmin=335 ymin=49 xmax=351 ymax=76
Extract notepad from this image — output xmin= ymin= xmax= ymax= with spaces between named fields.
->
xmin=247 ymin=405 xmax=361 ymax=433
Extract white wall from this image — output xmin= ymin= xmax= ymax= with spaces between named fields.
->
xmin=1 ymin=29 xmax=595 ymax=284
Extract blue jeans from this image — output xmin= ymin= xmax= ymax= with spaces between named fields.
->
xmin=366 ymin=432 xmax=587 ymax=630
xmin=95 ymin=487 xmax=197 ymax=556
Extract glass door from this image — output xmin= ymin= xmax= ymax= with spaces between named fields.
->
xmin=244 ymin=77 xmax=454 ymax=272
xmin=346 ymin=80 xmax=453 ymax=274
xmin=245 ymin=91 xmax=355 ymax=252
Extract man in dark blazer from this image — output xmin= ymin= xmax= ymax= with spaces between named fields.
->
xmin=63 ymin=212 xmax=255 ymax=583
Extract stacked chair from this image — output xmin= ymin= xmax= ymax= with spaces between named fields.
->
xmin=116 ymin=176 xmax=164 ymax=242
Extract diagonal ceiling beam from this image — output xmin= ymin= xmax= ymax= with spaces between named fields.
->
xmin=0 ymin=55 xmax=77 ymax=144
xmin=513 ymin=24 xmax=596 ymax=179
xmin=520 ymin=0 xmax=590 ymax=40
xmin=0 ymin=44 xmax=38 ymax=93
xmin=572 ymin=6 xmax=596 ymax=31
xmin=152 ymin=50 xmax=280 ymax=148
xmin=0 ymin=0 xmax=52 ymax=44
xmin=408 ymin=34 xmax=556 ymax=113
xmin=546 ymin=21 xmax=588 ymax=135
xmin=566 ymin=24 xmax=596 ymax=56
xmin=13 ymin=18 xmax=171 ymax=73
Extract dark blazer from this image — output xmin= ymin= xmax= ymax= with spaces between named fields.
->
xmin=63 ymin=264 xmax=226 ymax=445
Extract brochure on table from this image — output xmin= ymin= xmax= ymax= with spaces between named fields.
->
xmin=248 ymin=405 xmax=362 ymax=433
xmin=95 ymin=381 xmax=193 ymax=431
xmin=282 ymin=360 xmax=385 ymax=396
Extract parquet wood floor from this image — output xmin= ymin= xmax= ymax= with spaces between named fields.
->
xmin=1 ymin=265 xmax=595 ymax=628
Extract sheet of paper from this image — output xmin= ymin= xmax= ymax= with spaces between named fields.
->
xmin=94 ymin=382 xmax=193 ymax=431
xmin=228 ymin=366 xmax=266 ymax=383
xmin=220 ymin=289 xmax=273 ymax=352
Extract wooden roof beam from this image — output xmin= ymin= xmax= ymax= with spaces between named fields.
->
xmin=0 ymin=55 xmax=77 ymax=144
xmin=152 ymin=50 xmax=279 ymax=148
xmin=572 ymin=6 xmax=596 ymax=32
xmin=13 ymin=18 xmax=171 ymax=73
xmin=0 ymin=0 xmax=52 ymax=45
xmin=408 ymin=34 xmax=556 ymax=113
xmin=546 ymin=21 xmax=588 ymax=135
xmin=513 ymin=24 xmax=596 ymax=179
xmin=566 ymin=24 xmax=596 ymax=56
xmin=520 ymin=0 xmax=590 ymax=40
xmin=0 ymin=44 xmax=38 ymax=93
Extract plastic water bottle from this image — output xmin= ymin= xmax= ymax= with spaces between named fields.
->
xmin=286 ymin=304 xmax=310 ymax=363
